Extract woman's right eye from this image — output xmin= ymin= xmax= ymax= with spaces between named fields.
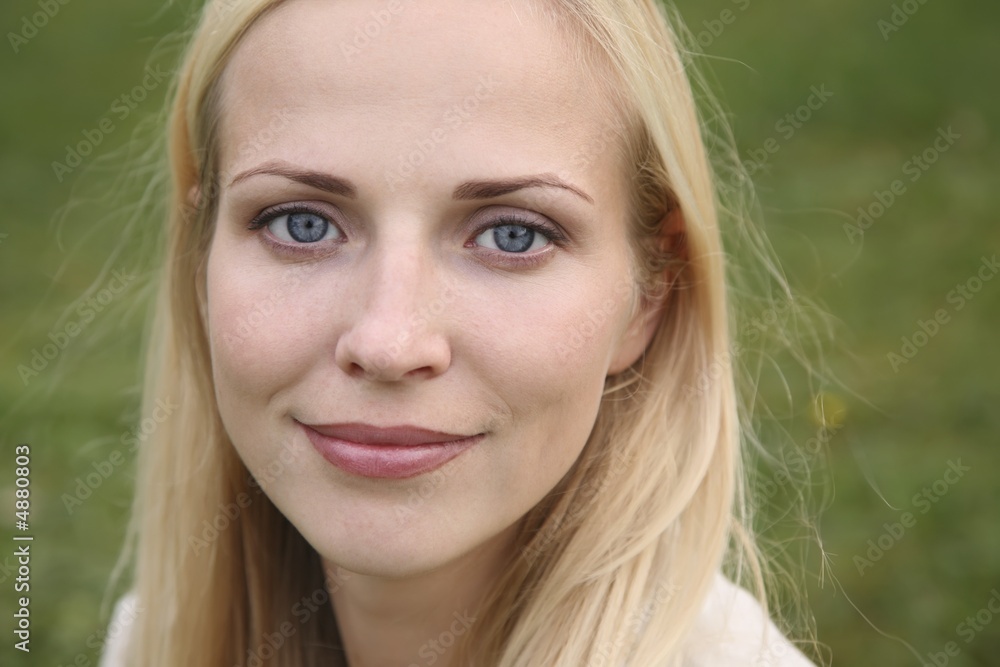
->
xmin=263 ymin=210 xmax=342 ymax=244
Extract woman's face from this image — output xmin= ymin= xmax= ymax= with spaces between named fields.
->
xmin=206 ymin=0 xmax=661 ymax=577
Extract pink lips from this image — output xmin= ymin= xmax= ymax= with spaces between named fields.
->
xmin=300 ymin=421 xmax=483 ymax=479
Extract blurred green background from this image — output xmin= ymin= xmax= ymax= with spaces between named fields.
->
xmin=1 ymin=0 xmax=997 ymax=665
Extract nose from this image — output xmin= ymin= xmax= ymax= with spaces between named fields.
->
xmin=334 ymin=241 xmax=454 ymax=383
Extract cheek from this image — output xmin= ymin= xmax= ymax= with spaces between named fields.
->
xmin=481 ymin=274 xmax=634 ymax=384
xmin=204 ymin=235 xmax=319 ymax=412
xmin=468 ymin=272 xmax=633 ymax=470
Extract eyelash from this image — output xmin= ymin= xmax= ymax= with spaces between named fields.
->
xmin=246 ymin=204 xmax=569 ymax=265
xmin=247 ymin=203 xmax=332 ymax=234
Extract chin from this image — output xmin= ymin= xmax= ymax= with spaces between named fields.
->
xmin=272 ymin=489 xmax=453 ymax=572
xmin=306 ymin=526 xmax=474 ymax=579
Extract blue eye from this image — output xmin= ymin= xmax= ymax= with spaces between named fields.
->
xmin=475 ymin=222 xmax=550 ymax=253
xmin=266 ymin=211 xmax=340 ymax=244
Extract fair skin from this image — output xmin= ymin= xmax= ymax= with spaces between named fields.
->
xmin=205 ymin=0 xmax=665 ymax=665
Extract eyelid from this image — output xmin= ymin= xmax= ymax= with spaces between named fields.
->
xmin=471 ymin=208 xmax=570 ymax=247
xmin=246 ymin=201 xmax=341 ymax=232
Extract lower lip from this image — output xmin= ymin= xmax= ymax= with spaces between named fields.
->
xmin=302 ymin=425 xmax=483 ymax=479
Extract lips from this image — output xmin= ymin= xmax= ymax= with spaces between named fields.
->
xmin=306 ymin=422 xmax=477 ymax=446
xmin=299 ymin=421 xmax=484 ymax=479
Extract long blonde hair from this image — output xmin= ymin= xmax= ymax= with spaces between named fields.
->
xmin=118 ymin=0 xmax=822 ymax=664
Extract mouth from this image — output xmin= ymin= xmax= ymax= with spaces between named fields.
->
xmin=298 ymin=421 xmax=484 ymax=479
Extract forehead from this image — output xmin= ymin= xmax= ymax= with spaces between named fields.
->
xmin=217 ymin=0 xmax=628 ymax=200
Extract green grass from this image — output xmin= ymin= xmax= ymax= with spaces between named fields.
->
xmin=1 ymin=0 xmax=997 ymax=665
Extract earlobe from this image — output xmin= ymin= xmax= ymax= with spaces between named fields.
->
xmin=187 ymin=185 xmax=201 ymax=210
xmin=606 ymin=208 xmax=687 ymax=376
xmin=606 ymin=291 xmax=667 ymax=375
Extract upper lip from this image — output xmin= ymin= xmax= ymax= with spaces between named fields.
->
xmin=302 ymin=421 xmax=480 ymax=446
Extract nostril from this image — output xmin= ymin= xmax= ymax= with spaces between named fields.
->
xmin=355 ymin=363 xmax=379 ymax=381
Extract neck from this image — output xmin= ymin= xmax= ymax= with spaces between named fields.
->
xmin=326 ymin=524 xmax=518 ymax=667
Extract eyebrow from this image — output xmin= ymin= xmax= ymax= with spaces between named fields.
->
xmin=229 ymin=161 xmax=357 ymax=197
xmin=453 ymin=174 xmax=594 ymax=204
xmin=227 ymin=160 xmax=594 ymax=205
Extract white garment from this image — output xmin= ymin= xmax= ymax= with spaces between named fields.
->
xmin=98 ymin=572 xmax=815 ymax=666
xmin=681 ymin=573 xmax=816 ymax=666
xmin=97 ymin=594 xmax=140 ymax=667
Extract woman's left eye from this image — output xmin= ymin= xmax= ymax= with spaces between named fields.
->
xmin=265 ymin=211 xmax=341 ymax=244
xmin=474 ymin=222 xmax=551 ymax=254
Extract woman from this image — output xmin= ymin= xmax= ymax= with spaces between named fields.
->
xmin=100 ymin=0 xmax=822 ymax=664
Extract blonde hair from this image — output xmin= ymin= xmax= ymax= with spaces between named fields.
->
xmin=116 ymin=0 xmax=825 ymax=664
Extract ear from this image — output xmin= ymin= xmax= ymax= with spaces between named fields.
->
xmin=606 ymin=209 xmax=687 ymax=376
xmin=606 ymin=289 xmax=667 ymax=375
xmin=187 ymin=184 xmax=201 ymax=209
